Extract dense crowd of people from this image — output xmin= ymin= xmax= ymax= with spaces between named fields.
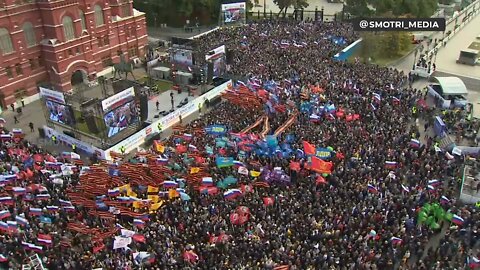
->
xmin=1 ymin=19 xmax=479 ymax=270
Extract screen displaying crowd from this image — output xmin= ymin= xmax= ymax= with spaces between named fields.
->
xmin=0 ymin=19 xmax=479 ymax=270
xmin=104 ymin=101 xmax=139 ymax=138
xmin=45 ymin=100 xmax=74 ymax=126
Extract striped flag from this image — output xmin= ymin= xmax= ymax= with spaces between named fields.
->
xmin=440 ymin=195 xmax=450 ymax=204
xmin=391 ymin=236 xmax=402 ymax=245
xmin=15 ymin=216 xmax=29 ymax=226
xmin=367 ymin=184 xmax=378 ymax=193
xmin=452 ymin=214 xmax=464 ymax=225
xmin=37 ymin=234 xmax=53 ymax=246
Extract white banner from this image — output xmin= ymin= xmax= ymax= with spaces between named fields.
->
xmin=113 ymin=236 xmax=132 ymax=249
xmin=101 ymin=87 xmax=135 ymax=112
xmin=206 ymin=45 xmax=226 ymax=61
xmin=104 ymin=80 xmax=233 ymax=160
xmin=39 ymin=87 xmax=66 ymax=104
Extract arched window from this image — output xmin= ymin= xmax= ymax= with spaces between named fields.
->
xmin=62 ymin=16 xmax=75 ymax=41
xmin=94 ymin=5 xmax=104 ymax=26
xmin=23 ymin=22 xmax=36 ymax=47
xmin=0 ymin=28 xmax=14 ymax=55
xmin=79 ymin=10 xmax=87 ymax=31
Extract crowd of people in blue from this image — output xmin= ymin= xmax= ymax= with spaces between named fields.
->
xmin=0 ymin=19 xmax=479 ymax=269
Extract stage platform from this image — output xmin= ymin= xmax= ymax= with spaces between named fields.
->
xmin=145 ymin=85 xmax=213 ymax=124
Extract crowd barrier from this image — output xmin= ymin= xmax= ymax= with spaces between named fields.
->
xmin=43 ymin=80 xmax=233 ymax=161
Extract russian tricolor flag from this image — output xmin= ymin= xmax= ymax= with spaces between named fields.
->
xmin=0 ymin=221 xmax=8 ymax=231
xmin=401 ymin=184 xmax=410 ymax=193
xmin=15 ymin=216 xmax=29 ymax=226
xmin=12 ymin=187 xmax=26 ymax=196
xmin=0 ymin=254 xmax=7 ymax=262
xmin=156 ymin=157 xmax=168 ymax=165
xmin=36 ymin=194 xmax=51 ymax=200
xmin=29 ymin=207 xmax=43 ymax=216
xmin=22 ymin=242 xmax=43 ymax=253
xmin=309 ymin=114 xmax=321 ymax=122
xmin=117 ymin=197 xmax=136 ymax=203
xmin=7 ymin=221 xmax=17 ymax=232
xmin=1 ymin=174 xmax=17 ymax=183
xmin=163 ymin=181 xmax=178 ymax=189
xmin=385 ymin=161 xmax=397 ymax=169
xmin=62 ymin=206 xmax=76 ymax=212
xmin=12 ymin=128 xmax=23 ymax=135
xmin=133 ymin=219 xmax=145 ymax=228
xmin=367 ymin=184 xmax=378 ymax=193
xmin=202 ymin=177 xmax=214 ymax=187
xmin=0 ymin=134 xmax=12 ymax=140
xmin=46 ymin=206 xmax=59 ymax=212
xmin=410 ymin=139 xmax=421 ymax=148
xmin=468 ymin=256 xmax=480 ymax=268
xmin=0 ymin=210 xmax=10 ymax=220
xmin=108 ymin=188 xmax=120 ymax=196
xmin=223 ymin=189 xmax=242 ymax=200
xmin=440 ymin=196 xmax=450 ymax=204
xmin=373 ymin=93 xmax=381 ymax=103
xmin=0 ymin=196 xmax=14 ymax=205
xmin=183 ymin=133 xmax=193 ymax=141
xmin=452 ymin=214 xmax=464 ymax=225
xmin=233 ymin=161 xmax=245 ymax=167
xmin=59 ymin=199 xmax=72 ymax=206
xmin=391 ymin=237 xmax=402 ymax=245
xmin=392 ymin=97 xmax=400 ymax=104
xmin=427 ymin=185 xmax=435 ymax=191
xmin=428 ymin=179 xmax=441 ymax=187
xmin=188 ymin=144 xmax=198 ymax=151
xmin=37 ymin=234 xmax=53 ymax=246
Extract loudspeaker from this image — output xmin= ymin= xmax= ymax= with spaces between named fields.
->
xmin=38 ymin=128 xmax=45 ymax=138
xmin=139 ymin=94 xmax=149 ymax=121
xmin=226 ymin=50 xmax=234 ymax=64
xmin=210 ymin=96 xmax=222 ymax=107
xmin=207 ymin=62 xmax=214 ymax=84
xmin=68 ymin=105 xmax=76 ymax=125
xmin=85 ymin=114 xmax=99 ymax=134
xmin=63 ymin=130 xmax=76 ymax=138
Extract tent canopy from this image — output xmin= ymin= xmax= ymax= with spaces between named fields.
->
xmin=432 ymin=77 xmax=468 ymax=96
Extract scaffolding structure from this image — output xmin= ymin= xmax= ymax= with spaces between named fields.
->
xmin=22 ymin=254 xmax=46 ymax=270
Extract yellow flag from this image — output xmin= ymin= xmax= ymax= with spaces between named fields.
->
xmin=168 ymin=189 xmax=179 ymax=199
xmin=147 ymin=186 xmax=159 ymax=193
xmin=132 ymin=201 xmax=143 ymax=209
xmin=250 ymin=171 xmax=261 ymax=177
xmin=127 ymin=190 xmax=137 ymax=198
xmin=190 ymin=167 xmax=200 ymax=174
xmin=150 ymin=201 xmax=164 ymax=211
xmin=148 ymin=195 xmax=159 ymax=203
xmin=156 ymin=144 xmax=165 ymax=153
xmin=119 ymin=184 xmax=131 ymax=193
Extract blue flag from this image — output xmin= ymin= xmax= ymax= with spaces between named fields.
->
xmin=216 ymin=157 xmax=234 ymax=168
xmin=205 ymin=125 xmax=227 ymax=135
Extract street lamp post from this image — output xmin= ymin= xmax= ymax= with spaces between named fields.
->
xmin=264 ymin=0 xmax=266 ymax=17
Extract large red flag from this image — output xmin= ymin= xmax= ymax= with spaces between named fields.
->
xmin=289 ymin=161 xmax=301 ymax=172
xmin=302 ymin=141 xmax=316 ymax=155
xmin=311 ymin=156 xmax=333 ymax=174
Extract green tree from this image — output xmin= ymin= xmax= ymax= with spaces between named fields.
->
xmin=273 ymin=0 xmax=308 ymax=17
xmin=346 ymin=0 xmax=440 ymax=18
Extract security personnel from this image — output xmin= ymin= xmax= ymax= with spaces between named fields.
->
xmin=72 ymin=143 xmax=77 ymax=153
xmin=120 ymin=145 xmax=126 ymax=155
xmin=158 ymin=123 xmax=163 ymax=133
xmin=51 ymin=135 xmax=57 ymax=144
xmin=411 ymin=106 xmax=417 ymax=117
xmin=198 ymin=102 xmax=202 ymax=114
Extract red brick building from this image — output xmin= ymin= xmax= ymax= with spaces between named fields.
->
xmin=0 ymin=0 xmax=147 ymax=108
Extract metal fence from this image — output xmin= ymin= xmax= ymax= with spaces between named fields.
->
xmin=244 ymin=8 xmax=351 ymax=23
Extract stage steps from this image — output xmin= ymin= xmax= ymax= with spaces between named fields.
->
xmin=439 ymin=135 xmax=454 ymax=150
